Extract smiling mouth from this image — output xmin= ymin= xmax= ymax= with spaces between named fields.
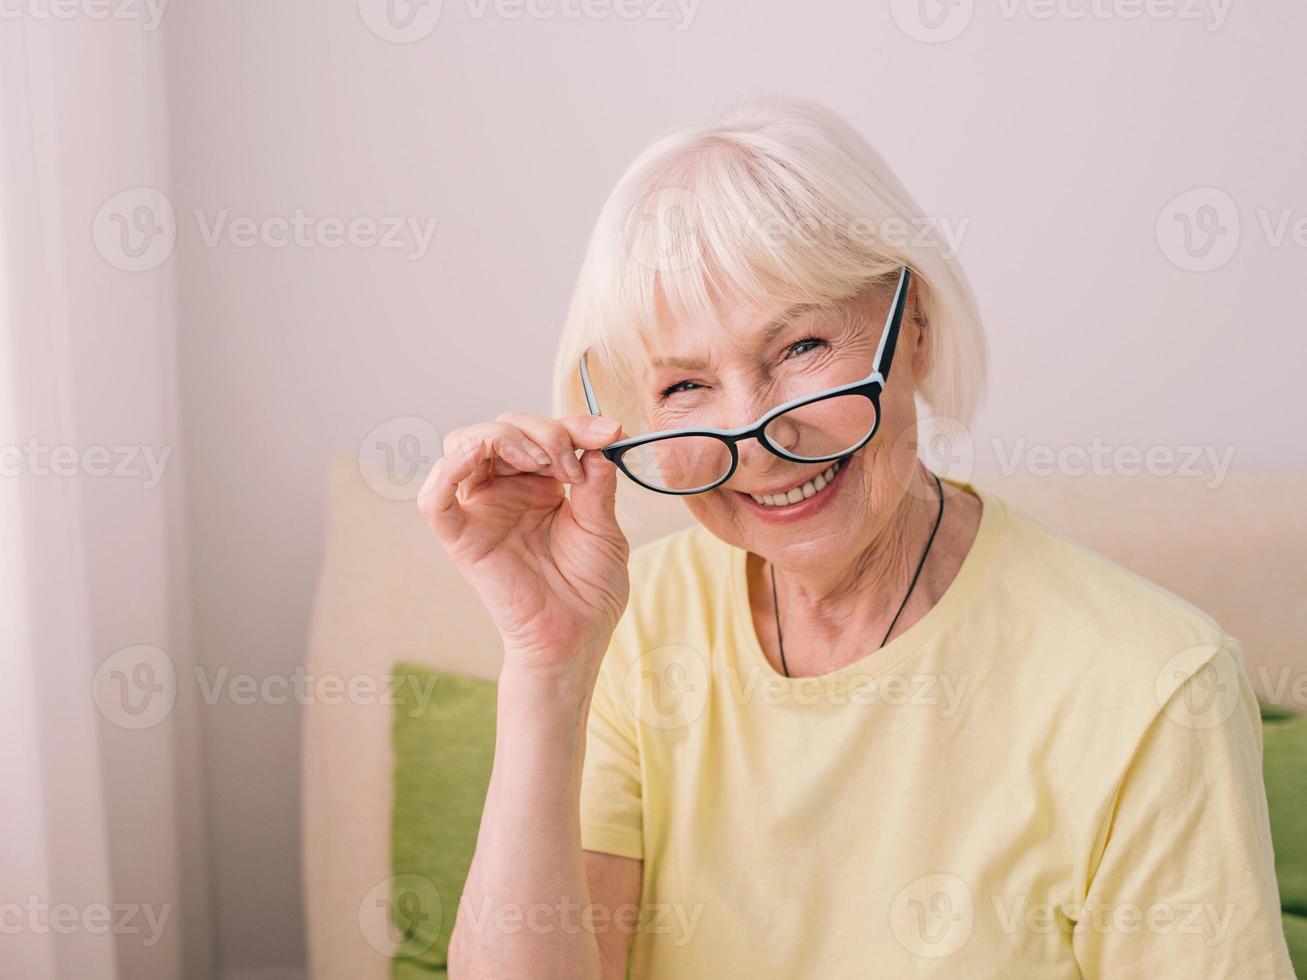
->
xmin=747 ymin=458 xmax=844 ymax=508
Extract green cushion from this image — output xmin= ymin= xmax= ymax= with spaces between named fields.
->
xmin=1261 ymin=701 xmax=1307 ymax=978
xmin=1262 ymin=705 xmax=1307 ymax=913
xmin=1282 ymin=914 xmax=1307 ymax=978
xmin=390 ymin=664 xmax=497 ymax=977
xmin=1262 ymin=701 xmax=1301 ymax=725
xmin=392 ymin=963 xmax=447 ymax=980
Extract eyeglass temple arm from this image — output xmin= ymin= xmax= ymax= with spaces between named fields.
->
xmin=872 ymin=266 xmax=913 ymax=383
xmin=578 ymin=350 xmax=603 ymax=416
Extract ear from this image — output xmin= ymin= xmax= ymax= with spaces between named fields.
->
xmin=907 ymin=283 xmax=932 ymax=383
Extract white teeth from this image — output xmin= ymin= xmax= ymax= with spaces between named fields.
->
xmin=749 ymin=459 xmax=842 ymax=508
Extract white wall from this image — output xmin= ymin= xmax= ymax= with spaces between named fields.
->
xmin=158 ymin=0 xmax=1307 ymax=973
xmin=1 ymin=9 xmax=208 ymax=980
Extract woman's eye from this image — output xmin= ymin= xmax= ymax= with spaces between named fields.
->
xmin=785 ymin=337 xmax=826 ymax=358
xmin=658 ymin=380 xmax=701 ymax=400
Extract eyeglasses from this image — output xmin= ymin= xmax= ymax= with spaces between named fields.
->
xmin=579 ymin=266 xmax=912 ymax=495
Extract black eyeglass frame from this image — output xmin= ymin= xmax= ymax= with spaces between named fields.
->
xmin=578 ymin=266 xmax=913 ymax=495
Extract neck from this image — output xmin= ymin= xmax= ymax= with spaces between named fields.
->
xmin=757 ymin=466 xmax=949 ymax=677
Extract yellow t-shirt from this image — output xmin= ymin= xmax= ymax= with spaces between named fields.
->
xmin=580 ymin=485 xmax=1294 ymax=978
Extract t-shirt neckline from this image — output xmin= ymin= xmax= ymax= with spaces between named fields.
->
xmin=726 ymin=480 xmax=1008 ymax=690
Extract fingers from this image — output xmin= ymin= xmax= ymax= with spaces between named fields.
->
xmin=442 ymin=421 xmax=560 ymax=481
xmin=418 ymin=413 xmax=625 ymax=540
xmin=568 ymin=447 xmax=621 ymax=537
xmin=496 ymin=412 xmax=623 ymax=484
xmin=417 ymin=437 xmax=483 ymax=538
xmin=419 ymin=426 xmax=539 ymax=539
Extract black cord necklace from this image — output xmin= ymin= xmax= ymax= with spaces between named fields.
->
xmin=768 ymin=472 xmax=945 ymax=678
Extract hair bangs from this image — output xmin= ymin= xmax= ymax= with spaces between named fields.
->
xmin=554 ymin=96 xmax=987 ymax=432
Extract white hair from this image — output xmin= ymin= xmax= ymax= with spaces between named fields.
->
xmin=552 ymin=95 xmax=987 ymax=430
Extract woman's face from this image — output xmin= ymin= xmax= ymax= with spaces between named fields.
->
xmin=638 ymin=281 xmax=928 ymax=574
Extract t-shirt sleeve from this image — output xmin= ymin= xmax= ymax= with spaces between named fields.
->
xmin=1073 ymin=636 xmax=1295 ymax=979
xmin=579 ymin=632 xmax=644 ymax=861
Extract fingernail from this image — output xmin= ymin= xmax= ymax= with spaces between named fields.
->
xmin=568 ymin=452 xmax=585 ymax=483
xmin=528 ymin=445 xmax=552 ymax=466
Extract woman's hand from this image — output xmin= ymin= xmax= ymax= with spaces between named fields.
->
xmin=424 ymin=413 xmax=634 ymax=980
xmin=418 ymin=412 xmax=630 ymax=680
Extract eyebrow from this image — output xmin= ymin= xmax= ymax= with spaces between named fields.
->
xmin=649 ymin=301 xmax=826 ymax=372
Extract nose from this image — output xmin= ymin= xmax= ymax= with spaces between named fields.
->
xmin=762 ymin=412 xmax=802 ymax=455
xmin=733 ymin=431 xmax=771 ymax=471
xmin=733 ymin=402 xmax=799 ymax=476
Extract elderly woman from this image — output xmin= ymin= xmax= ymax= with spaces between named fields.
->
xmin=419 ymin=97 xmax=1292 ymax=978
